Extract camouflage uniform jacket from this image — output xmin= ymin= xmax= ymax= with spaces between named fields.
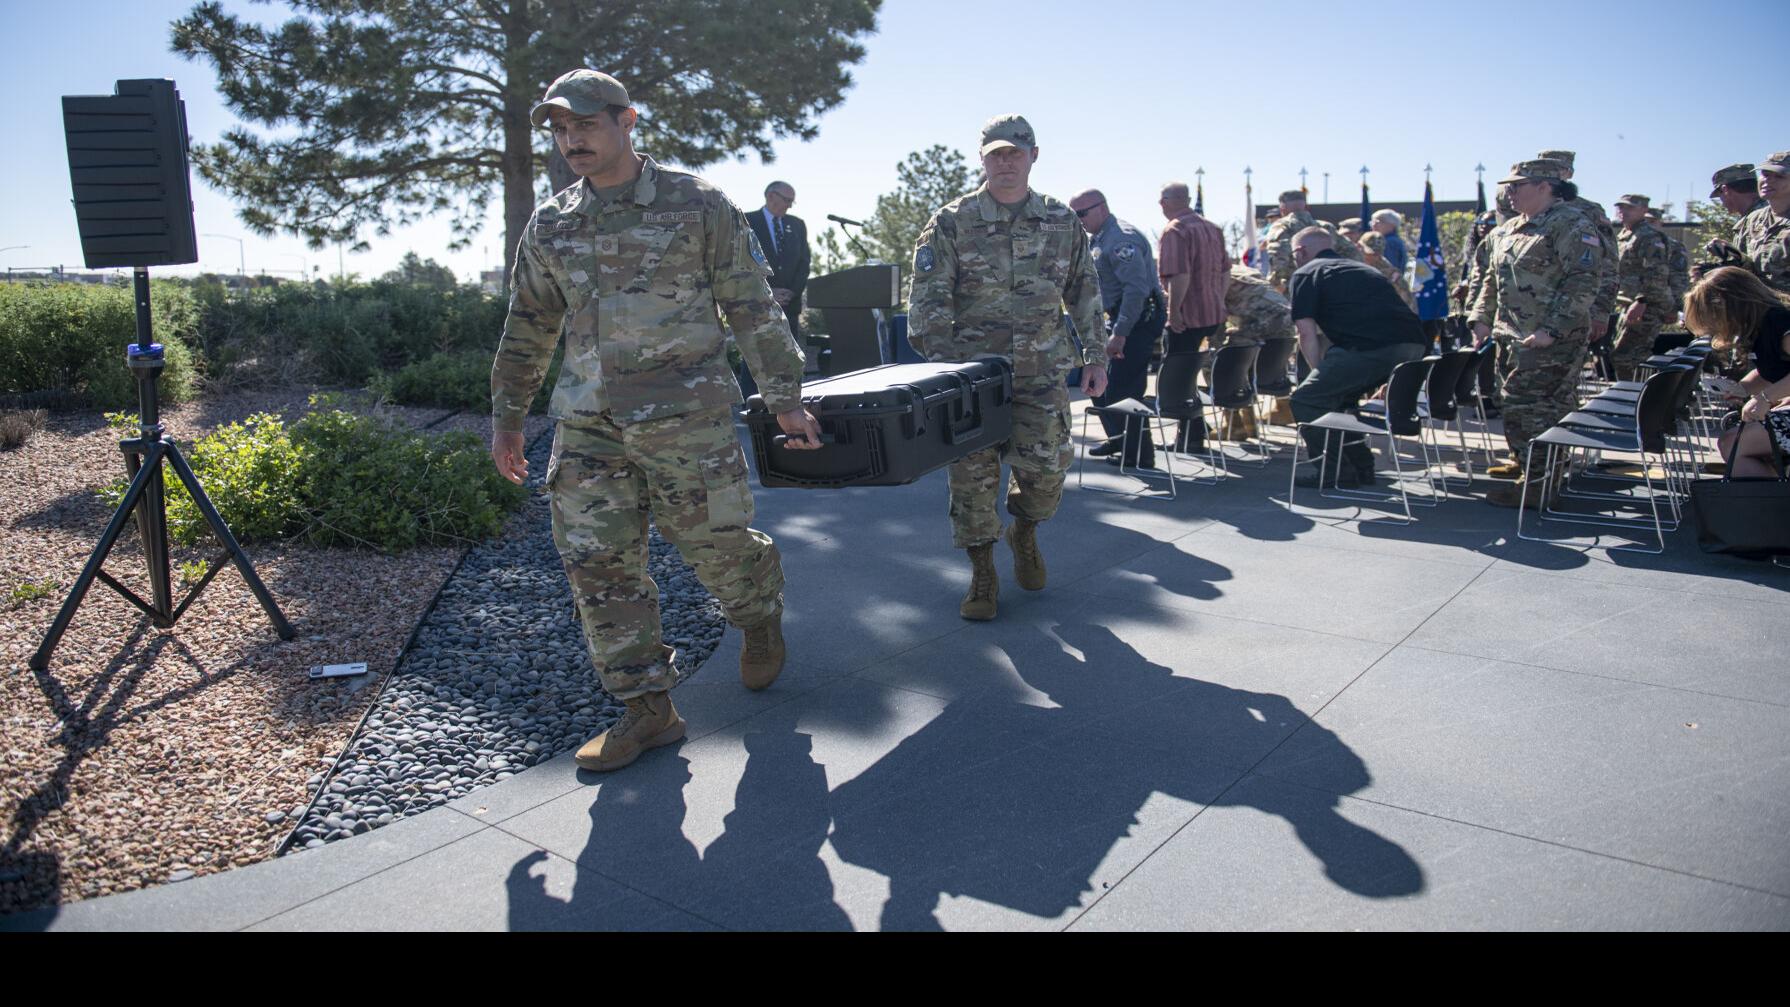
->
xmin=1222 ymin=264 xmax=1292 ymax=343
xmin=1664 ymin=233 xmax=1691 ymax=307
xmin=907 ymin=186 xmax=1105 ymax=378
xmin=1464 ymin=223 xmax=1504 ymax=314
xmin=1263 ymin=210 xmax=1361 ymax=291
xmin=491 ymin=156 xmax=806 ymax=432
xmin=1736 ymin=205 xmax=1790 ymax=295
xmin=1614 ymin=221 xmax=1672 ymax=314
xmin=1734 ymin=197 xmax=1768 ymax=246
xmin=1359 ymin=230 xmax=1417 ymax=308
xmin=1468 ymin=201 xmax=1605 ymax=342
xmin=1566 ymin=196 xmax=1619 ymax=317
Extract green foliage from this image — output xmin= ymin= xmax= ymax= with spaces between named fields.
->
xmin=290 ymin=407 xmax=525 ymax=550
xmin=99 ymin=403 xmax=525 ymax=552
xmin=380 ymin=252 xmax=460 ymax=291
xmin=172 ymin=0 xmax=882 ymax=273
xmin=0 ymin=281 xmax=199 ymax=408
xmin=1396 ymin=211 xmax=1477 ymax=292
xmin=8 ymin=578 xmax=59 ymax=606
xmin=189 ymin=278 xmax=506 ymax=384
xmin=378 ymin=346 xmax=560 ymax=415
xmin=1685 ymin=200 xmax=1741 ymax=265
xmin=812 ymin=145 xmax=975 ymax=310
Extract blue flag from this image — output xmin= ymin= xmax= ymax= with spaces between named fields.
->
xmin=1413 ymin=181 xmax=1448 ymax=321
xmin=1194 ymin=180 xmax=1203 ymax=215
xmin=1360 ymin=181 xmax=1370 ymax=229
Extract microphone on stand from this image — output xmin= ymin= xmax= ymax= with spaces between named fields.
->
xmin=828 ymin=214 xmax=872 ymax=261
xmin=827 ymin=214 xmax=866 ymax=227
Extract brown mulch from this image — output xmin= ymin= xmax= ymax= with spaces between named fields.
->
xmin=0 ymin=391 xmax=548 ymax=915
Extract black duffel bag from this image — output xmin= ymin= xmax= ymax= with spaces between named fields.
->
xmin=1691 ymin=420 xmax=1790 ymax=558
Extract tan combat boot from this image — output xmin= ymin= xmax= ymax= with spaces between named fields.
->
xmin=739 ymin=610 xmax=787 ymax=691
xmin=1268 ymin=397 xmax=1295 ymax=425
xmin=575 ymin=691 xmax=685 ymax=772
xmin=960 ymin=543 xmax=999 ymax=621
xmin=1224 ymin=409 xmax=1260 ymax=442
xmin=1008 ymin=518 xmax=1047 ymax=591
xmin=1485 ymin=455 xmax=1524 ymax=479
xmin=1486 ymin=465 xmax=1560 ymax=509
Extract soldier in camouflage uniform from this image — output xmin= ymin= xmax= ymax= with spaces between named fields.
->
xmin=1469 ymin=159 xmax=1605 ymax=507
xmin=1214 ymin=264 xmax=1292 ymax=351
xmin=490 ymin=70 xmax=823 ymax=772
xmin=1609 ymin=194 xmax=1673 ymax=380
xmin=1536 ymin=150 xmax=1620 ymax=349
xmin=1263 ymin=190 xmax=1362 ymax=293
xmin=1703 ymin=163 xmax=1768 ymax=274
xmin=1360 ymin=227 xmax=1418 ymax=311
xmin=1736 ymin=152 xmax=1790 ymax=295
xmin=908 ymin=114 xmax=1108 ymax=622
xmin=1646 ymin=207 xmax=1690 ymax=315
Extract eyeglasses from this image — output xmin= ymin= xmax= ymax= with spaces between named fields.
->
xmin=1074 ymin=201 xmax=1105 ymax=218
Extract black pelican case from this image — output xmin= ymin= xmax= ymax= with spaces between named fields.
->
xmin=744 ymin=358 xmax=1013 ymax=488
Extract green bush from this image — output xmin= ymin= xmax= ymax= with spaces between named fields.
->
xmin=379 ymin=346 xmax=562 ymax=415
xmin=291 ymin=407 xmax=524 ymax=550
xmin=100 ymin=403 xmax=525 ymax=552
xmin=0 ymin=281 xmax=199 ymax=408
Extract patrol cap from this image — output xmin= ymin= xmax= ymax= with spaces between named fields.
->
xmin=530 ymin=69 xmax=630 ymax=128
xmin=1337 ymin=217 xmax=1364 ymax=233
xmin=1613 ymin=193 xmax=1650 ymax=208
xmin=1644 ymin=207 xmax=1663 ymax=220
xmin=978 ymin=114 xmax=1036 ymax=156
xmin=1276 ymin=190 xmax=1306 ymax=203
xmin=1499 ymin=158 xmax=1570 ymax=184
xmin=1535 ymin=149 xmax=1576 ymax=169
xmin=1710 ymin=163 xmax=1755 ymax=197
xmin=1759 ymin=151 xmax=1790 ymax=176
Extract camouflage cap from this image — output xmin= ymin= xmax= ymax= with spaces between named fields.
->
xmin=1499 ymin=158 xmax=1570 ymax=184
xmin=530 ymin=69 xmax=630 ymax=128
xmin=1276 ymin=189 xmax=1306 ymax=203
xmin=1644 ymin=207 xmax=1663 ymax=220
xmin=1710 ymin=163 xmax=1755 ymax=197
xmin=1337 ymin=217 xmax=1364 ymax=232
xmin=1759 ymin=151 xmax=1790 ymax=176
xmin=1535 ymin=149 xmax=1576 ymax=170
xmin=978 ymin=114 xmax=1036 ymax=156
xmin=1613 ymin=193 xmax=1650 ymax=208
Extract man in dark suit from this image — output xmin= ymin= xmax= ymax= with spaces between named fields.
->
xmin=741 ymin=181 xmax=810 ymax=396
xmin=747 ymin=181 xmax=810 ymax=338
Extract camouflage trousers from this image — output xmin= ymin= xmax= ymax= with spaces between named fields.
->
xmin=1498 ymin=333 xmax=1589 ymax=461
xmin=947 ymin=377 xmax=1072 ymax=549
xmin=1611 ymin=318 xmax=1662 ymax=381
xmin=547 ymin=407 xmax=784 ymax=700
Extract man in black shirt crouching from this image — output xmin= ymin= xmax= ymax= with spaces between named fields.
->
xmin=1287 ymin=227 xmax=1428 ymax=487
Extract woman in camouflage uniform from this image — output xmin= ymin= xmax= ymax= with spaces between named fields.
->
xmin=1468 ymin=160 xmax=1606 ymax=507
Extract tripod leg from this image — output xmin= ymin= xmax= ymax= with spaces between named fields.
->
xmin=164 ymin=442 xmax=297 ymax=640
xmin=126 ymin=441 xmax=175 ymax=624
xmin=30 ymin=449 xmax=164 ymax=671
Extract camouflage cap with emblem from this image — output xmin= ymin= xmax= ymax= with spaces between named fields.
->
xmin=1535 ymin=149 xmax=1576 ymax=170
xmin=1710 ymin=163 xmax=1755 ymax=197
xmin=1613 ymin=194 xmax=1650 ymax=208
xmin=1337 ymin=217 xmax=1364 ymax=234
xmin=979 ymin=114 xmax=1036 ymax=156
xmin=530 ymin=69 xmax=630 ymax=128
xmin=1758 ymin=151 xmax=1790 ymax=176
xmin=1499 ymin=158 xmax=1571 ymax=184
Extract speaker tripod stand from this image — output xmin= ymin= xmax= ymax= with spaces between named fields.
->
xmin=29 ymin=268 xmax=295 ymax=672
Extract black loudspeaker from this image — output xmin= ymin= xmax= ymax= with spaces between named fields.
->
xmin=62 ymin=78 xmax=198 ymax=267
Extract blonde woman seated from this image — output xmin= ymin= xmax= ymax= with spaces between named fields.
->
xmin=1684 ymin=267 xmax=1790 ymax=477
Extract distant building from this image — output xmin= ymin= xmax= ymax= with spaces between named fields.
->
xmin=481 ymin=269 xmax=505 ymax=296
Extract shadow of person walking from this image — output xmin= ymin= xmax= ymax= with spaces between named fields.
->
xmin=827 ymin=621 xmax=1422 ymax=929
xmin=506 ymin=729 xmax=851 ymax=930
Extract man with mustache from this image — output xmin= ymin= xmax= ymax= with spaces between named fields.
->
xmin=490 ymin=70 xmax=821 ymax=772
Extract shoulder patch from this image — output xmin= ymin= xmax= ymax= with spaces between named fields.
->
xmin=1579 ymin=249 xmax=1595 ymax=267
xmin=1114 ymin=243 xmax=1137 ymax=262
xmin=642 ymin=211 xmax=701 ymax=223
xmin=748 ymin=233 xmax=770 ymax=269
xmin=915 ymin=245 xmax=935 ymax=273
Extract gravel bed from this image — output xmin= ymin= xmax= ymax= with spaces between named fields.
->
xmin=285 ymin=430 xmax=726 ymax=851
xmin=0 ymin=390 xmax=550 ymax=915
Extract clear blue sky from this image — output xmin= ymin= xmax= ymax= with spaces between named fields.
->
xmin=3 ymin=0 xmax=1784 ymax=282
